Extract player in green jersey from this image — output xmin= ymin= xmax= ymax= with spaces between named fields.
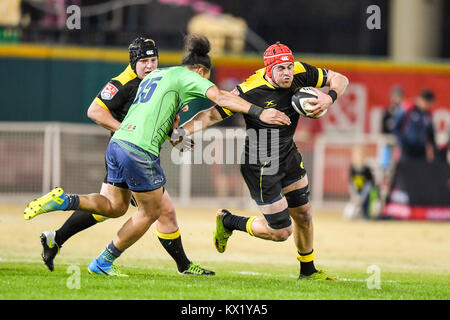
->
xmin=24 ymin=35 xmax=291 ymax=276
xmin=37 ymin=37 xmax=214 ymax=276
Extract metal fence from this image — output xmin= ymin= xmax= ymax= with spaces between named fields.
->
xmin=0 ymin=122 xmax=390 ymax=208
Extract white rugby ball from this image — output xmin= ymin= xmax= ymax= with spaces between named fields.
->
xmin=291 ymin=87 xmax=328 ymax=118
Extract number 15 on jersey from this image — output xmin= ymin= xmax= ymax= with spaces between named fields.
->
xmin=132 ymin=77 xmax=162 ymax=105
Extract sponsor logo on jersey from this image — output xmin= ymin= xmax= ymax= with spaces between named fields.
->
xmin=264 ymin=100 xmax=276 ymax=108
xmin=101 ymin=83 xmax=118 ymax=100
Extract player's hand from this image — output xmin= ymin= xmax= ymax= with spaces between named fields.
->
xmin=170 ymin=127 xmax=194 ymax=152
xmin=306 ymin=88 xmax=333 ymax=118
xmin=259 ymin=109 xmax=291 ymax=126
xmin=172 ymin=114 xmax=181 ymax=131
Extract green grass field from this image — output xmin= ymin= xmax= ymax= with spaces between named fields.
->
xmin=0 ymin=204 xmax=449 ymax=301
xmin=1 ymin=258 xmax=449 ymax=300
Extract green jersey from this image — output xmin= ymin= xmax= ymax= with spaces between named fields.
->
xmin=112 ymin=66 xmax=214 ymax=156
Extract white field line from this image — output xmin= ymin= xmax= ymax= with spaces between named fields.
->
xmin=232 ymin=271 xmax=398 ymax=283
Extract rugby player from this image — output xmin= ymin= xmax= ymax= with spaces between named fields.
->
xmin=24 ymin=35 xmax=291 ymax=276
xmin=173 ymin=42 xmax=349 ymax=280
xmin=37 ymin=37 xmax=214 ymax=276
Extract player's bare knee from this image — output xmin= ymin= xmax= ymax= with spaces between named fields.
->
xmin=270 ymin=226 xmax=292 ymax=241
xmin=114 ymin=200 xmax=129 ymax=215
xmin=291 ymin=204 xmax=312 ymax=224
xmin=158 ymin=207 xmax=177 ymax=226
xmin=108 ymin=203 xmax=128 ymax=218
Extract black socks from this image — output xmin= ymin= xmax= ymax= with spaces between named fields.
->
xmin=158 ymin=233 xmax=191 ymax=272
xmin=54 ymin=210 xmax=98 ymax=247
xmin=222 ymin=214 xmax=249 ymax=232
xmin=298 ymin=250 xmax=318 ymax=276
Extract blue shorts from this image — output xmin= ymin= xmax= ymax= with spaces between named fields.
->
xmin=105 ymin=139 xmax=166 ymax=192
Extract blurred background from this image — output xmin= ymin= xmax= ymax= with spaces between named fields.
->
xmin=0 ymin=0 xmax=449 ymax=221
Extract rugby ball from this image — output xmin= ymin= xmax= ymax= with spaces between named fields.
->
xmin=291 ymin=87 xmax=328 ymax=118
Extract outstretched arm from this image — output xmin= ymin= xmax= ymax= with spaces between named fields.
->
xmin=182 ymin=106 xmax=224 ymax=135
xmin=170 ymin=106 xmax=224 ymax=149
xmin=205 ymin=86 xmax=291 ymax=126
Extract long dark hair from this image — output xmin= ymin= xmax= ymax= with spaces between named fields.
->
xmin=181 ymin=35 xmax=212 ymax=70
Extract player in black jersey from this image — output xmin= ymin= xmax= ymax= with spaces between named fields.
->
xmin=172 ymin=42 xmax=349 ymax=280
xmin=39 ymin=37 xmax=214 ymax=276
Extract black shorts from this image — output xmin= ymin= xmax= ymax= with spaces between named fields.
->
xmin=240 ymin=147 xmax=307 ymax=204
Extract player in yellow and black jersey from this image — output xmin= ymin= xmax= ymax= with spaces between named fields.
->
xmin=39 ymin=37 xmax=214 ymax=276
xmin=216 ymin=59 xmax=329 ymax=163
xmin=92 ymin=65 xmax=141 ymax=129
xmin=174 ymin=42 xmax=349 ymax=280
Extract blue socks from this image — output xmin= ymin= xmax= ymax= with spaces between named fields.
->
xmin=97 ymin=241 xmax=123 ymax=267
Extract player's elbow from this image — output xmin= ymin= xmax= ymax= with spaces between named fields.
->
xmin=342 ymin=74 xmax=350 ymax=89
xmin=87 ymin=107 xmax=95 ymax=121
xmin=87 ymin=104 xmax=103 ymax=123
xmin=335 ymin=73 xmax=349 ymax=92
xmin=328 ymin=70 xmax=349 ymax=93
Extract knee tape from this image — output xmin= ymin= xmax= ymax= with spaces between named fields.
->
xmin=285 ymin=185 xmax=310 ymax=208
xmin=263 ymin=207 xmax=292 ymax=230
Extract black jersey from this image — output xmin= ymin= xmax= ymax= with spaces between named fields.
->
xmin=350 ymin=165 xmax=374 ymax=192
xmin=94 ymin=64 xmax=141 ymax=124
xmin=216 ymin=61 xmax=328 ymax=163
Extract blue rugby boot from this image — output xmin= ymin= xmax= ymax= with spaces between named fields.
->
xmin=87 ymin=250 xmax=128 ymax=277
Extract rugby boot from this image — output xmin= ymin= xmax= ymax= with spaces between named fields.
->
xmin=213 ymin=209 xmax=233 ymax=253
xmin=24 ymin=187 xmax=68 ymax=220
xmin=298 ymin=269 xmax=337 ymax=281
xmin=178 ymin=263 xmax=215 ymax=276
xmin=40 ymin=231 xmax=60 ymax=271
xmin=87 ymin=256 xmax=128 ymax=277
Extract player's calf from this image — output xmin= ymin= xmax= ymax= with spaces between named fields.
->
xmin=219 ymin=206 xmax=293 ymax=242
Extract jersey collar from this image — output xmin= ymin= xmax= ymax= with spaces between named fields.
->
xmin=255 ymin=68 xmax=276 ymax=89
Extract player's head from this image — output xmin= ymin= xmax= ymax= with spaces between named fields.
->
xmin=181 ymin=34 xmax=212 ymax=79
xmin=128 ymin=37 xmax=159 ymax=79
xmin=351 ymin=146 xmax=366 ymax=168
xmin=416 ymin=89 xmax=435 ymax=110
xmin=390 ymin=85 xmax=404 ymax=105
xmin=264 ymin=42 xmax=294 ymax=88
